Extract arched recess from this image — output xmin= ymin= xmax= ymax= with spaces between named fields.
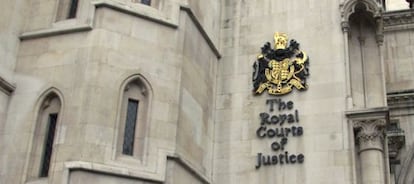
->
xmin=341 ymin=0 xmax=383 ymax=22
xmin=397 ymin=144 xmax=414 ymax=184
xmin=26 ymin=87 xmax=64 ymax=180
xmin=341 ymin=0 xmax=386 ymax=108
xmin=115 ymin=74 xmax=153 ymax=160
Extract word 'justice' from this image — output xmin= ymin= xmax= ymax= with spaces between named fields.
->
xmin=255 ymin=99 xmax=305 ymax=169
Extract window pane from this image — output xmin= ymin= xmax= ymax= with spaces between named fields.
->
xmin=141 ymin=0 xmax=151 ymax=6
xmin=122 ymin=99 xmax=139 ymax=155
xmin=40 ymin=113 xmax=58 ymax=177
xmin=67 ymin=0 xmax=78 ymax=18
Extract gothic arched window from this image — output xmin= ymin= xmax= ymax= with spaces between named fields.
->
xmin=28 ymin=91 xmax=62 ymax=179
xmin=117 ymin=75 xmax=151 ymax=159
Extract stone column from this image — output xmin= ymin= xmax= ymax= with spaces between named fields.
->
xmin=354 ymin=119 xmax=386 ymax=184
xmin=341 ymin=21 xmax=353 ymax=109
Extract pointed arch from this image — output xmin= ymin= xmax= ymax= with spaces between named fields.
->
xmin=342 ymin=1 xmax=390 ymax=183
xmin=115 ymin=74 xmax=153 ymax=160
xmin=26 ymin=87 xmax=64 ymax=180
xmin=35 ymin=87 xmax=65 ymax=110
xmin=119 ymin=74 xmax=154 ymax=98
xmin=341 ymin=0 xmax=384 ymax=42
xmin=341 ymin=0 xmax=383 ymax=21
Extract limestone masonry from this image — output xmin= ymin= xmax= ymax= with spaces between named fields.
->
xmin=1 ymin=0 xmax=414 ymax=184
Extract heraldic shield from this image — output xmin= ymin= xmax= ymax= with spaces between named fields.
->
xmin=252 ymin=32 xmax=310 ymax=96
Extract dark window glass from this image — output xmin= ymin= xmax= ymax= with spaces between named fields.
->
xmin=68 ymin=0 xmax=79 ymax=19
xmin=40 ymin=113 xmax=58 ymax=177
xmin=122 ymin=99 xmax=139 ymax=155
xmin=141 ymin=0 xmax=151 ymax=6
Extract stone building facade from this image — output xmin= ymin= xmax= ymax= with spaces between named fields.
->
xmin=0 ymin=0 xmax=413 ymax=183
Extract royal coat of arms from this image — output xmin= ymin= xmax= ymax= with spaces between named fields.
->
xmin=253 ymin=32 xmax=310 ymax=95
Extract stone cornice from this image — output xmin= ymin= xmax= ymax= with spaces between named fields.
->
xmin=20 ymin=24 xmax=93 ymax=40
xmin=19 ymin=0 xmax=221 ymax=59
xmin=60 ymin=154 xmax=212 ymax=184
xmin=387 ymin=90 xmax=414 ymax=109
xmin=0 ymin=76 xmax=15 ymax=95
xmin=383 ymin=9 xmax=414 ymax=32
xmin=345 ymin=107 xmax=389 ymax=119
xmin=167 ymin=154 xmax=211 ymax=184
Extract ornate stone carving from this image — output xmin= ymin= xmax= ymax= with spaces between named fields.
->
xmin=383 ymin=10 xmax=414 ymax=32
xmin=387 ymin=90 xmax=414 ymax=109
xmin=387 ymin=124 xmax=405 ymax=164
xmin=354 ymin=119 xmax=386 ymax=153
xmin=340 ymin=0 xmax=383 ymax=21
xmin=341 ymin=21 xmax=350 ymax=32
xmin=340 ymin=0 xmax=384 ymax=44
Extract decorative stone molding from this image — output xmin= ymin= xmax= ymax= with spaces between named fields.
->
xmin=376 ymin=18 xmax=385 ymax=45
xmin=347 ymin=108 xmax=389 ymax=184
xmin=383 ymin=9 xmax=414 ymax=32
xmin=0 ymin=76 xmax=15 ymax=96
xmin=340 ymin=0 xmax=385 ymax=44
xmin=340 ymin=0 xmax=383 ymax=22
xmin=354 ymin=119 xmax=386 ymax=153
xmin=341 ymin=21 xmax=350 ymax=32
xmin=19 ymin=0 xmax=221 ymax=59
xmin=346 ymin=107 xmax=389 ymax=152
xmin=60 ymin=154 xmax=212 ymax=184
xmin=387 ymin=90 xmax=414 ymax=109
xmin=387 ymin=122 xmax=405 ymax=164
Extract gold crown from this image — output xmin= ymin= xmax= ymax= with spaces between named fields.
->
xmin=274 ymin=32 xmax=288 ymax=49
